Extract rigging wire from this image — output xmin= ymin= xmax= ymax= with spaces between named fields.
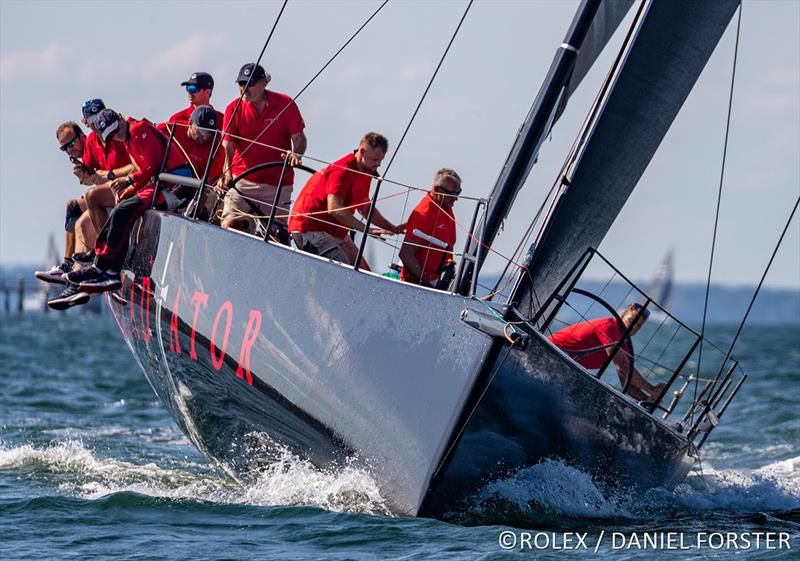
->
xmin=704 ymin=194 xmax=800 ymax=406
xmin=692 ymin=4 xmax=742 ymax=422
xmin=379 ymin=0 xmax=473 ymax=181
xmin=211 ymin=0 xmax=288 ymax=164
xmin=359 ymin=0 xmax=473 ymax=267
xmin=222 ymin=0 xmax=390 ymax=175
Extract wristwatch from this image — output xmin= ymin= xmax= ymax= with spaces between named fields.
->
xmin=125 ymin=176 xmax=135 ymax=187
xmin=106 ymin=170 xmax=116 ymax=181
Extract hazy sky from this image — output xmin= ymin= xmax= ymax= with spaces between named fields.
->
xmin=1 ymin=0 xmax=798 ymax=290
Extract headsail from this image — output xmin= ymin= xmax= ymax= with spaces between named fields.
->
xmin=457 ymin=0 xmax=632 ymax=293
xmin=516 ymin=0 xmax=740 ymax=311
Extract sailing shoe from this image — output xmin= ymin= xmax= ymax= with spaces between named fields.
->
xmin=34 ymin=259 xmax=73 ymax=285
xmin=68 ymin=266 xmax=122 ymax=293
xmin=47 ymin=283 xmax=90 ymax=311
xmin=71 ymin=250 xmax=96 ymax=266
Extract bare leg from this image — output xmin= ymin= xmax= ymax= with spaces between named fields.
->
xmin=75 ymin=211 xmax=96 ymax=253
xmin=85 ymin=184 xmax=116 ymax=233
xmin=65 ymin=230 xmax=76 ymax=258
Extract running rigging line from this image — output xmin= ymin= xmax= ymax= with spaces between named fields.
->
xmin=692 ymin=5 xmax=743 ymax=421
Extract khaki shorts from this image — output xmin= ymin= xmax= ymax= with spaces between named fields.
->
xmin=222 ymin=178 xmax=293 ymax=234
xmin=291 ymin=230 xmax=358 ymax=265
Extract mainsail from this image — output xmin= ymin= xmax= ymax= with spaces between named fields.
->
xmin=517 ymin=0 xmax=740 ymax=310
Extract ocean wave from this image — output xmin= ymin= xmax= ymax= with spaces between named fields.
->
xmin=0 ymin=439 xmax=389 ymax=516
xmin=462 ymin=456 xmax=800 ymax=523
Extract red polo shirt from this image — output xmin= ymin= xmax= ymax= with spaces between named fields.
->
xmin=159 ymin=122 xmax=225 ymax=184
xmin=168 ymin=105 xmax=224 ymax=126
xmin=82 ymin=131 xmax=131 ymax=171
xmin=223 ymin=90 xmax=304 ymax=186
xmin=400 ymin=194 xmax=456 ymax=283
xmin=288 ymin=152 xmax=372 ymax=238
xmin=121 ymin=118 xmax=188 ymax=190
xmin=548 ymin=317 xmax=631 ymax=369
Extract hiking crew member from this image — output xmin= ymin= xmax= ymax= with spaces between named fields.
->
xmin=399 ymin=168 xmax=460 ymax=288
xmin=65 ymin=109 xmax=192 ymax=295
xmin=548 ymin=303 xmax=666 ymax=401
xmin=168 ymin=72 xmax=223 ymax=125
xmin=35 ymin=122 xmax=99 ymax=287
xmin=76 ymin=99 xmax=134 ymax=243
xmin=289 ymin=132 xmax=404 ymax=271
xmin=218 ymin=63 xmax=307 ymax=234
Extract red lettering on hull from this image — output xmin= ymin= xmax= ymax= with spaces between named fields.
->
xmin=129 ymin=274 xmax=139 ymax=339
xmin=236 ymin=310 xmax=262 ymax=385
xmin=169 ymin=286 xmax=182 ymax=354
xmin=210 ymin=300 xmax=233 ymax=370
xmin=140 ymin=277 xmax=152 ymax=343
xmin=190 ymin=290 xmax=209 ymax=360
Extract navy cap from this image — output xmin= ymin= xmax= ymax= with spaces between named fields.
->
xmin=236 ymin=63 xmax=268 ymax=85
xmin=190 ymin=105 xmax=219 ymax=130
xmin=82 ymin=98 xmax=105 ymax=120
xmin=181 ymin=72 xmax=214 ymax=90
xmin=95 ymin=109 xmax=119 ymax=141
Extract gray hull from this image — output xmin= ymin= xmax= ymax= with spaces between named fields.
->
xmin=111 ymin=211 xmax=695 ymax=517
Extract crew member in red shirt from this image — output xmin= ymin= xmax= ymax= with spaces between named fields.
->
xmin=160 ymin=106 xmax=225 ymax=220
xmin=35 ymin=122 xmax=100 ymax=288
xmin=219 ymin=63 xmax=307 ymax=234
xmin=161 ymin=105 xmax=224 ymax=183
xmin=75 ymin=99 xmax=134 ymax=237
xmin=64 ymin=109 xmax=192 ymax=295
xmin=168 ymin=71 xmax=223 ymax=126
xmin=548 ymin=303 xmax=665 ymax=401
xmin=289 ymin=132 xmax=404 ymax=270
xmin=399 ymin=168 xmax=460 ymax=288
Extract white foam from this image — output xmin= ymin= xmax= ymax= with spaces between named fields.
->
xmin=0 ymin=439 xmax=389 ymax=515
xmin=470 ymin=456 xmax=800 ymax=519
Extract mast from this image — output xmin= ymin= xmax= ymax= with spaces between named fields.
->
xmin=457 ymin=0 xmax=623 ymax=294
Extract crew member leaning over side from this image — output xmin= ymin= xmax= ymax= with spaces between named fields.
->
xmin=399 ymin=168 xmax=461 ymax=289
xmin=35 ymin=122 xmax=100 ymax=296
xmin=289 ymin=132 xmax=404 ymax=271
xmin=63 ymin=109 xmax=193 ymax=297
xmin=218 ymin=63 xmax=307 ymax=234
xmin=74 ymin=99 xmax=135 ymax=256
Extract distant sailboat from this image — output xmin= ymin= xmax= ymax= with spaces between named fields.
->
xmin=647 ymin=249 xmax=674 ymax=316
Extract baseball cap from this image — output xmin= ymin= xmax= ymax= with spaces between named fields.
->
xmin=236 ymin=63 xmax=269 ymax=85
xmin=190 ymin=105 xmax=219 ymax=130
xmin=95 ymin=109 xmax=119 ymax=141
xmin=181 ymin=72 xmax=214 ymax=90
xmin=82 ymin=98 xmax=105 ymax=121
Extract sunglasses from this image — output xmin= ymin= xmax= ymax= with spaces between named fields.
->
xmin=436 ymin=185 xmax=461 ymax=197
xmin=186 ymin=84 xmax=200 ymax=93
xmin=59 ymin=136 xmax=78 ymax=151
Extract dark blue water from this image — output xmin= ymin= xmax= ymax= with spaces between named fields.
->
xmin=1 ymin=312 xmax=798 ymax=560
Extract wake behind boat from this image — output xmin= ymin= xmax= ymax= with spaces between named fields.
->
xmin=69 ymin=0 xmax=797 ymax=517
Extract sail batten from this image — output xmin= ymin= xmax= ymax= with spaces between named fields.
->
xmin=517 ymin=0 xmax=741 ymax=311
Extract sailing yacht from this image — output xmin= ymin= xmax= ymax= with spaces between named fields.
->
xmin=104 ymin=0 xmax=748 ymax=517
